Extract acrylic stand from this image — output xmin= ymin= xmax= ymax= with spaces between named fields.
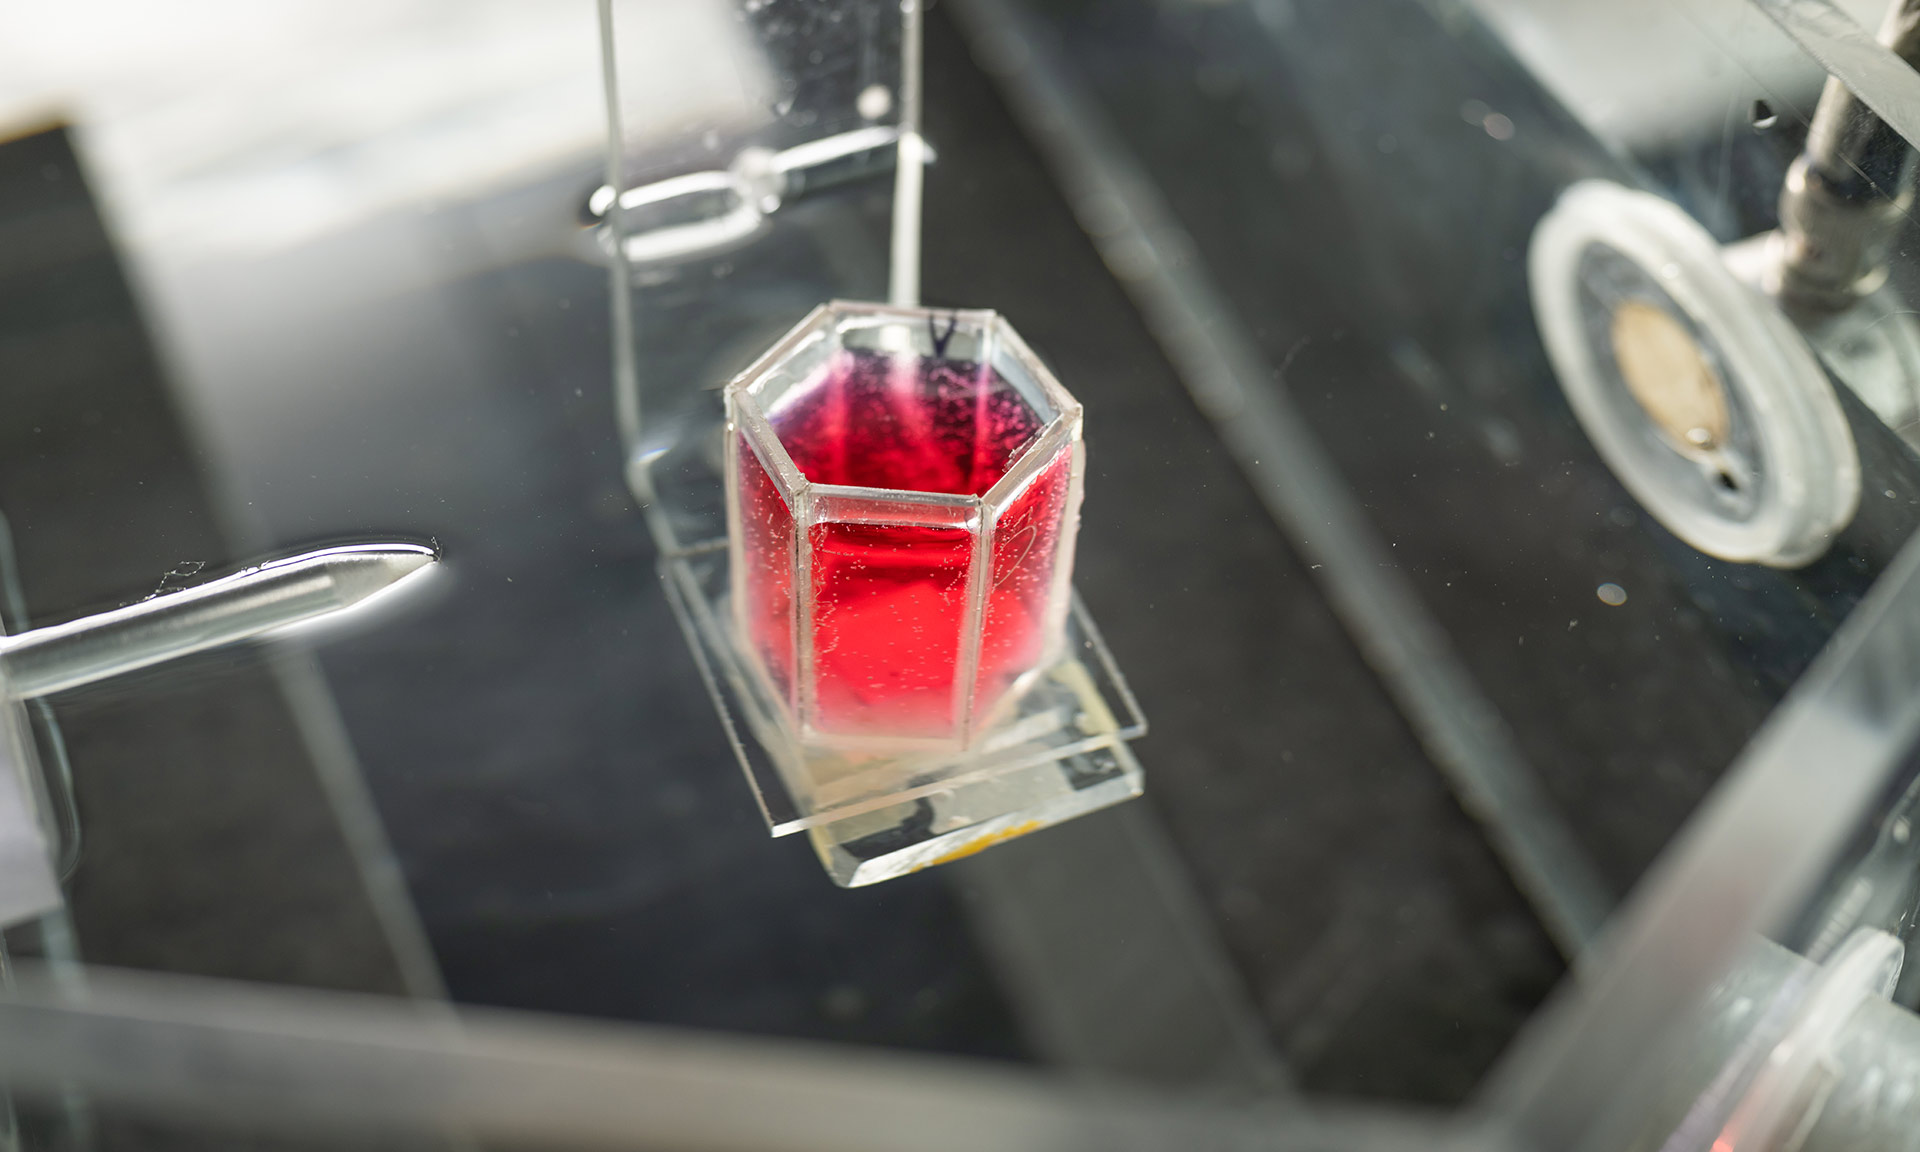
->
xmin=662 ymin=539 xmax=1142 ymax=884
xmin=599 ymin=0 xmax=1144 ymax=884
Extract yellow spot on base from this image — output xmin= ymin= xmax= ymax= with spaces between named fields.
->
xmin=918 ymin=820 xmax=1045 ymax=870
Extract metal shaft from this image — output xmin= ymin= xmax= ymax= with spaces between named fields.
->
xmin=1805 ymin=3 xmax=1920 ymax=183
xmin=0 ymin=544 xmax=437 ymax=700
xmin=1776 ymin=0 xmax=1920 ymax=316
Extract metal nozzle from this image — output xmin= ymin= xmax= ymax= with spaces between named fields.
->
xmin=0 ymin=543 xmax=438 ymax=700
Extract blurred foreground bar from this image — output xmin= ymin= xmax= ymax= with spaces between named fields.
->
xmin=0 ymin=961 xmax=1448 ymax=1152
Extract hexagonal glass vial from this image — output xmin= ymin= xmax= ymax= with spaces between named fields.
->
xmin=725 ymin=301 xmax=1084 ymax=754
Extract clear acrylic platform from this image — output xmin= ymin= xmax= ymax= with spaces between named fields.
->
xmin=660 ymin=536 xmax=1143 ymax=885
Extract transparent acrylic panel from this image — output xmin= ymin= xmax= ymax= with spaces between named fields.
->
xmin=1477 ymin=524 xmax=1920 ymax=1152
xmin=47 ymin=0 xmax=1920 ymax=1128
xmin=604 ymin=0 xmax=904 ymax=190
xmin=727 ymin=429 xmax=799 ymax=723
xmin=661 ymin=541 xmax=1144 ymax=883
xmin=1454 ymin=3 xmax=1920 ymax=1149
xmin=804 ymin=512 xmax=977 ymax=742
xmin=0 ymin=961 xmax=1452 ymax=1152
xmin=603 ymin=1 xmax=911 ymax=555
xmin=976 ymin=443 xmax=1082 ymax=722
xmin=956 ymin=0 xmax=1920 ymax=1117
xmin=984 ymin=336 xmax=1065 ymax=430
xmin=0 ymin=0 xmax=1385 ymax=1127
xmin=734 ymin=325 xmax=838 ymax=422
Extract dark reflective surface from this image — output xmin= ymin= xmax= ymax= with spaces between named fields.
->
xmin=11 ymin=0 xmax=1920 ymax=1122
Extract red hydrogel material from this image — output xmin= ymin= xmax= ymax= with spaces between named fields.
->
xmin=977 ymin=447 xmax=1072 ymax=716
xmin=770 ymin=349 xmax=1043 ymax=496
xmin=808 ymin=518 xmax=973 ymax=735
xmin=752 ymin=349 xmax=1060 ymax=738
xmin=735 ymin=436 xmax=796 ymax=708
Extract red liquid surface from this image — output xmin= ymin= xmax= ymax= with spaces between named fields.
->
xmin=770 ymin=349 xmax=1043 ymax=495
xmin=740 ymin=349 xmax=1070 ymax=739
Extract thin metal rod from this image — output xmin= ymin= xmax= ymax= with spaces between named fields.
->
xmin=598 ymin=0 xmax=655 ymax=528
xmin=0 ymin=544 xmax=437 ymax=700
xmin=889 ymin=0 xmax=926 ymax=307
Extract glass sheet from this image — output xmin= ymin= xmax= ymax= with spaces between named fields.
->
xmin=15 ymin=0 xmax=1920 ymax=1148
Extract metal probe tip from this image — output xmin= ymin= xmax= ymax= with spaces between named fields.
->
xmin=0 ymin=542 xmax=441 ymax=701
xmin=262 ymin=542 xmax=440 ymax=609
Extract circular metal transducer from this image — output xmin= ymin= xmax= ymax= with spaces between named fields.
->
xmin=1530 ymin=180 xmax=1859 ymax=567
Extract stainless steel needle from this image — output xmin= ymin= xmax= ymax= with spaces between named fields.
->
xmin=0 ymin=543 xmax=438 ymax=700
